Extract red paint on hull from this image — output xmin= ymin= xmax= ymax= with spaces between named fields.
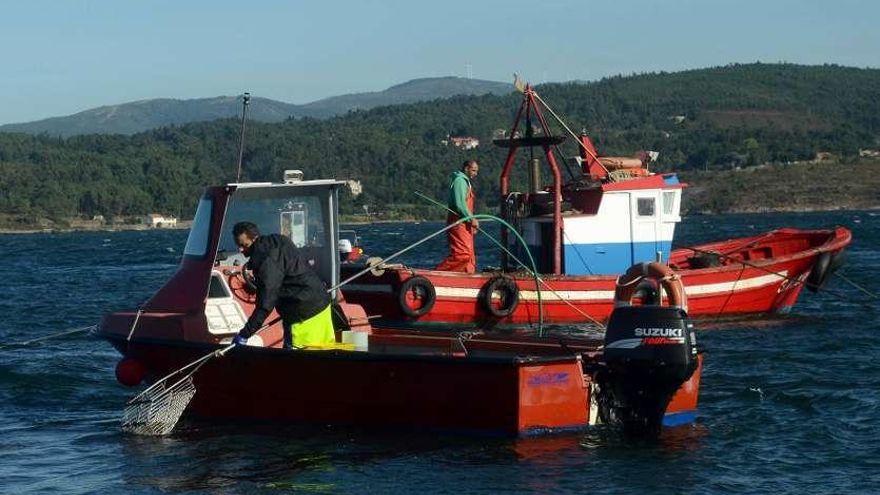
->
xmin=101 ymin=329 xmax=701 ymax=436
xmin=341 ymin=228 xmax=851 ymax=329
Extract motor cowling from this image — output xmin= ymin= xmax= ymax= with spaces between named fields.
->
xmin=598 ymin=305 xmax=698 ymax=433
xmin=604 ymin=305 xmax=697 ymax=378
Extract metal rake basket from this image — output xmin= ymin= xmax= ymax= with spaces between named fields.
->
xmin=120 ymin=318 xmax=279 ymax=436
xmin=121 ymin=345 xmax=231 ymax=436
xmin=122 ymin=374 xmax=198 ymax=435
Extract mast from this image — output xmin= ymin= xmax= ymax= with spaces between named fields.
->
xmin=235 ymin=92 xmax=251 ymax=182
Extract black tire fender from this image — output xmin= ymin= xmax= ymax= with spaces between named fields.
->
xmin=829 ymin=249 xmax=848 ymax=273
xmin=397 ymin=275 xmax=436 ymax=318
xmin=807 ymin=252 xmax=832 ymax=293
xmin=480 ymin=275 xmax=520 ymax=318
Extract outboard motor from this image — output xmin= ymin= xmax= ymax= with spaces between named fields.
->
xmin=598 ymin=304 xmax=698 ymax=434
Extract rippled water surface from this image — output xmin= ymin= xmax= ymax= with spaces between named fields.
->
xmin=1 ymin=210 xmax=878 ymax=494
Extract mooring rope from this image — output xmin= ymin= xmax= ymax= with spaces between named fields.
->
xmin=331 ymin=208 xmax=550 ymax=334
xmin=0 ymin=324 xmax=96 ymax=350
xmin=832 ymin=271 xmax=879 ymax=300
xmin=126 ymin=309 xmax=143 ymax=342
xmin=677 ymin=245 xmax=876 ymax=310
xmin=329 ymin=221 xmax=462 ymax=293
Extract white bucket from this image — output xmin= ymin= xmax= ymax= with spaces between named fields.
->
xmin=341 ymin=330 xmax=369 ymax=351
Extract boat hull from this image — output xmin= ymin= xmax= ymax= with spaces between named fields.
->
xmin=340 ymin=228 xmax=851 ymax=329
xmin=103 ymin=332 xmax=701 ymax=436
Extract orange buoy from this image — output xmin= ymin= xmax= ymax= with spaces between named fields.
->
xmin=115 ymin=357 xmax=145 ymax=387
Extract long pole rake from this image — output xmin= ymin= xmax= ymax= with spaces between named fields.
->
xmin=121 ymin=317 xmax=281 ymax=436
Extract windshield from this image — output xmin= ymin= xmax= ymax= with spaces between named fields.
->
xmin=217 ymin=185 xmax=339 ymax=290
xmin=183 ymin=196 xmax=213 ymax=257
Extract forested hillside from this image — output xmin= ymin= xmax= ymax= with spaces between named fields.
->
xmin=1 ymin=63 xmax=878 ymax=228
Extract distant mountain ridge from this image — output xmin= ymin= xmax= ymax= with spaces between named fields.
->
xmin=0 ymin=77 xmax=514 ymax=137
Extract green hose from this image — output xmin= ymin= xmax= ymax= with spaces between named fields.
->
xmin=465 ymin=213 xmax=544 ymax=335
xmin=412 ymin=191 xmax=545 ymax=334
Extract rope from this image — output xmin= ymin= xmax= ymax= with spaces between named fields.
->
xmin=413 ymin=192 xmax=545 ymax=328
xmin=126 ymin=309 xmax=143 ymax=342
xmin=413 ymin=191 xmax=606 ymax=330
xmin=708 ymin=263 xmax=747 ymax=323
xmin=615 ymin=274 xmax=644 ymax=287
xmin=0 ymin=324 xmax=96 ymax=350
xmin=561 ymin=229 xmax=594 ymax=275
xmin=328 ymin=221 xmax=462 ymax=293
xmin=832 ymin=271 xmax=879 ymax=300
xmin=530 ymin=91 xmax=604 ymax=165
xmin=677 ymin=245 xmax=877 ymax=310
xmin=126 ymin=316 xmax=281 ymax=410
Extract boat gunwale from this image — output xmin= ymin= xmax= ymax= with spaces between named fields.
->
xmin=98 ymin=332 xmax=589 ymax=367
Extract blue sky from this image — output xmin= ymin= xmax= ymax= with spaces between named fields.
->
xmin=1 ymin=0 xmax=878 ymax=124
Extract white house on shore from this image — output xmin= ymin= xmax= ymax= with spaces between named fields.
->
xmin=143 ymin=213 xmax=178 ymax=228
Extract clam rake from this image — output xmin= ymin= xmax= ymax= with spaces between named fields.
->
xmin=121 ymin=318 xmax=280 ymax=436
xmin=121 ymin=343 xmax=233 ymax=435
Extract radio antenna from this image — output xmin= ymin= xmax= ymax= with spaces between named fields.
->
xmin=235 ymin=92 xmax=251 ymax=182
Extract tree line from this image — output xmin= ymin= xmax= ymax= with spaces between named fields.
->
xmin=1 ymin=63 xmax=878 ymax=226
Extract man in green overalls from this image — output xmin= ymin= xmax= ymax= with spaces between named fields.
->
xmin=436 ymin=159 xmax=479 ymax=273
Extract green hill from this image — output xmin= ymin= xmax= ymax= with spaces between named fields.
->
xmin=0 ymin=63 xmax=878 ymax=228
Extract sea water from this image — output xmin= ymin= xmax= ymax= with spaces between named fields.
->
xmin=1 ymin=210 xmax=878 ymax=494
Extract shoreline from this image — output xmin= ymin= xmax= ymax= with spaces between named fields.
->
xmin=0 ymin=224 xmax=192 ymax=235
xmin=1 ymin=206 xmax=877 ymax=235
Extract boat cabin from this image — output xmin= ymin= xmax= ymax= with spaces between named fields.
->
xmin=497 ymin=87 xmax=685 ymax=276
xmin=139 ymin=174 xmax=347 ymax=341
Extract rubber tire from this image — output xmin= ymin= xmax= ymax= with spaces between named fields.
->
xmin=398 ymin=275 xmax=436 ymax=318
xmin=829 ymin=249 xmax=848 ymax=273
xmin=480 ymin=275 xmax=520 ymax=318
xmin=807 ymin=252 xmax=832 ymax=293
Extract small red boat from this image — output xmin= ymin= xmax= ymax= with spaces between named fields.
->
xmin=342 ymin=226 xmax=851 ymax=330
xmin=340 ymin=84 xmax=851 ymax=330
xmin=100 ymin=173 xmax=702 ymax=436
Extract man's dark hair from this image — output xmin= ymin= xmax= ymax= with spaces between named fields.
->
xmin=233 ymin=221 xmax=260 ymax=239
xmin=462 ymin=159 xmax=477 ymax=170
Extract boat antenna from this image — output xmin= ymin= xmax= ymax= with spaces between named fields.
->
xmin=235 ymin=92 xmax=251 ymax=182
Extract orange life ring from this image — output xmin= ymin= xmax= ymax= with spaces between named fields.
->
xmin=614 ymin=262 xmax=687 ymax=312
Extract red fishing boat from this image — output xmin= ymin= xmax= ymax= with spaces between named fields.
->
xmin=339 ymin=84 xmax=851 ymax=330
xmin=99 ymin=172 xmax=702 ymax=436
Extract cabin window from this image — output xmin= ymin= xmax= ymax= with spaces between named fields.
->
xmin=218 ymin=185 xmax=338 ymax=290
xmin=208 ymin=274 xmax=230 ymax=298
xmin=637 ymin=197 xmax=655 ymax=217
xmin=184 ymin=197 xmax=213 ymax=257
xmin=663 ymin=191 xmax=676 ymax=215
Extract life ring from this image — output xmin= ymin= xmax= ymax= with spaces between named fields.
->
xmin=614 ymin=262 xmax=687 ymax=312
xmin=398 ymin=275 xmax=436 ymax=318
xmin=480 ymin=275 xmax=520 ymax=318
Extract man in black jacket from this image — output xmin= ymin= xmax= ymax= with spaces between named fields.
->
xmin=231 ymin=221 xmax=334 ymax=348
